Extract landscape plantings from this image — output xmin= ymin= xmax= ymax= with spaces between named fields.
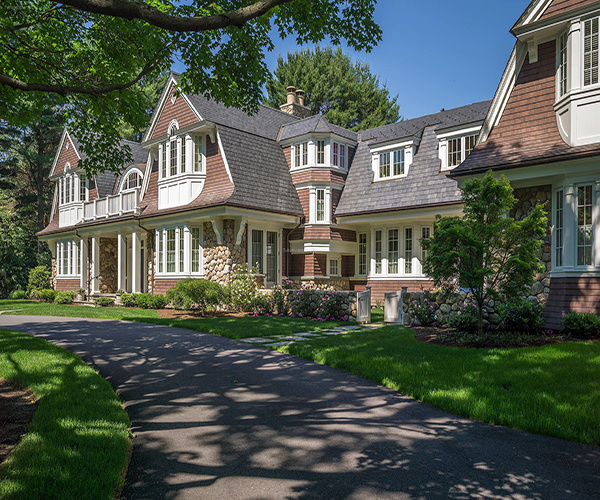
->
xmin=130 ymin=292 xmax=168 ymax=310
xmin=407 ymin=294 xmax=437 ymax=326
xmin=447 ymin=301 xmax=480 ymax=334
xmin=228 ymin=265 xmax=260 ymax=312
xmin=499 ymin=298 xmax=544 ymax=335
xmin=279 ymin=326 xmax=600 ymax=446
xmin=0 ymin=329 xmax=130 ymax=499
xmin=94 ymin=297 xmax=114 ymax=307
xmin=35 ymin=289 xmax=56 ymax=303
xmin=26 ymin=266 xmax=50 ymax=296
xmin=562 ymin=312 xmax=600 ymax=339
xmin=166 ymin=279 xmax=225 ymax=313
xmin=7 ymin=290 xmax=27 ymax=300
xmin=53 ymin=290 xmax=75 ymax=304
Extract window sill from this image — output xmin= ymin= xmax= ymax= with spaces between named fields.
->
xmin=155 ymin=272 xmax=205 ymax=278
xmin=373 ymin=173 xmax=408 ymax=183
xmin=158 ymin=171 xmax=206 ymax=183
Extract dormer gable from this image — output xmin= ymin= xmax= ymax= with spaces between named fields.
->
xmin=50 ymin=128 xmax=81 ymax=178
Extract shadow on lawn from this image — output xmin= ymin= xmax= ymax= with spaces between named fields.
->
xmin=1 ymin=318 xmax=599 ymax=500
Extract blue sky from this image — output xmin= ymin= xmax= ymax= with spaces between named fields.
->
xmin=174 ymin=0 xmax=532 ymax=119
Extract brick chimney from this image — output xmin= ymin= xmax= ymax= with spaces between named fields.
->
xmin=279 ymin=85 xmax=311 ymax=118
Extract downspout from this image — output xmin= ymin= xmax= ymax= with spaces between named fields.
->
xmin=138 ymin=219 xmax=155 ymax=294
xmin=286 ymin=216 xmax=304 ymax=280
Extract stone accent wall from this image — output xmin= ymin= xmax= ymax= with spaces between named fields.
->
xmin=203 ymin=219 xmax=247 ymax=285
xmin=98 ymin=237 xmax=118 ymax=293
xmin=281 ymin=289 xmax=358 ymax=320
xmin=403 ymin=292 xmax=503 ymax=327
xmin=146 ymin=233 xmax=155 ymax=294
xmin=510 ymin=185 xmax=552 ymax=304
xmin=51 ymin=258 xmax=57 ymax=289
xmin=290 ymin=277 xmax=350 ymax=291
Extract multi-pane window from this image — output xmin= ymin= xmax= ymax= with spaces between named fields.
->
xmin=333 ymin=142 xmax=338 ymax=166
xmin=559 ymin=32 xmax=569 ymax=96
xmin=170 ymin=140 xmax=177 ymax=176
xmin=388 ymin=229 xmax=399 ymax=274
xmin=358 ymin=233 xmax=367 ymax=275
xmin=316 ymin=140 xmax=325 ymax=164
xmin=555 ymin=190 xmax=564 ymax=267
xmin=157 ymin=231 xmax=164 ymax=273
xmin=293 ymin=142 xmax=309 ymax=168
xmin=464 ymin=134 xmax=478 ymax=157
xmin=375 ymin=230 xmax=382 ymax=274
xmin=251 ymin=229 xmax=263 ymax=272
xmin=179 ymin=229 xmax=185 ymax=273
xmin=577 ymin=185 xmax=593 ymax=266
xmin=123 ymin=171 xmax=141 ymax=190
xmin=57 ymin=241 xmax=78 ymax=276
xmin=191 ymin=227 xmax=201 ymax=273
xmin=161 ymin=144 xmax=167 ymax=178
xmin=584 ymin=17 xmax=599 ymax=87
xmin=180 ymin=138 xmax=186 ymax=173
xmin=339 ymin=144 xmax=346 ymax=169
xmin=166 ymin=229 xmax=176 ymax=273
xmin=316 ymin=189 xmax=325 ymax=222
xmin=421 ymin=227 xmax=431 ymax=264
xmin=80 ymin=175 xmax=87 ymax=201
xmin=379 ymin=152 xmax=391 ymax=178
xmin=194 ymin=136 xmax=203 ymax=172
xmin=393 ymin=150 xmax=405 ymax=176
xmin=448 ymin=137 xmax=462 ymax=167
xmin=302 ymin=141 xmax=308 ymax=166
xmin=404 ymin=227 xmax=413 ymax=274
xmin=329 ymin=258 xmax=339 ymax=276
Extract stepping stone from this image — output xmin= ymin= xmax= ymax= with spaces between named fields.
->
xmin=263 ymin=341 xmax=295 ymax=347
xmin=241 ymin=338 xmax=276 ymax=344
xmin=294 ymin=333 xmax=322 ymax=337
xmin=279 ymin=336 xmax=311 ymax=341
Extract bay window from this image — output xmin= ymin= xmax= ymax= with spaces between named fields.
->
xmin=388 ymin=229 xmax=398 ymax=274
xmin=166 ymin=229 xmax=176 ymax=272
xmin=577 ymin=184 xmax=593 ymax=266
xmin=584 ymin=17 xmax=599 ymax=87
xmin=316 ymin=189 xmax=325 ymax=222
xmin=555 ymin=190 xmax=564 ymax=267
xmin=156 ymin=225 xmax=203 ymax=275
xmin=358 ymin=233 xmax=367 ymax=275
xmin=179 ymin=228 xmax=185 ymax=273
xmin=317 ymin=140 xmax=325 ymax=164
xmin=293 ymin=141 xmax=309 ymax=168
xmin=161 ymin=144 xmax=167 ymax=178
xmin=375 ymin=230 xmax=382 ymax=274
xmin=169 ymin=139 xmax=177 ymax=176
xmin=194 ymin=136 xmax=204 ymax=172
xmin=191 ymin=227 xmax=202 ymax=273
xmin=404 ymin=227 xmax=413 ymax=274
xmin=559 ymin=31 xmax=569 ymax=97
xmin=180 ymin=137 xmax=187 ymax=174
xmin=56 ymin=240 xmax=79 ymax=276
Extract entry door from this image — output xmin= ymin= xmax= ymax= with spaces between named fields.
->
xmin=266 ymin=231 xmax=278 ymax=288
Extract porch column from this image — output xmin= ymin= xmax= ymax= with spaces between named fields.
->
xmin=80 ymin=237 xmax=88 ymax=290
xmin=563 ymin=184 xmax=575 ymax=270
xmin=91 ymin=234 xmax=100 ymax=293
xmin=132 ymin=227 xmax=140 ymax=293
xmin=183 ymin=226 xmax=191 ymax=274
xmin=117 ymin=230 xmax=126 ymax=292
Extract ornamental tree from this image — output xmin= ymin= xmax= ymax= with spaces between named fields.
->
xmin=0 ymin=0 xmax=382 ymax=174
xmin=422 ymin=171 xmax=547 ymax=335
xmin=264 ymin=46 xmax=401 ymax=131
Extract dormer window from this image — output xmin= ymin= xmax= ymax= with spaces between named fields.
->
xmin=584 ymin=17 xmax=599 ymax=87
xmin=445 ymin=133 xmax=478 ymax=170
xmin=332 ymin=142 xmax=347 ymax=169
xmin=121 ymin=169 xmax=142 ymax=191
xmin=193 ymin=136 xmax=204 ymax=173
xmin=169 ymin=137 xmax=177 ymax=176
xmin=316 ymin=140 xmax=325 ymax=164
xmin=372 ymin=145 xmax=411 ymax=180
xmin=293 ymin=141 xmax=309 ymax=168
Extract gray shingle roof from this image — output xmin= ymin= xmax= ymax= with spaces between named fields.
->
xmin=218 ymin=126 xmax=303 ymax=216
xmin=278 ymin=114 xmax=358 ymax=142
xmin=186 ymin=93 xmax=300 ymax=141
xmin=360 ymin=100 xmax=492 ymax=146
xmin=336 ymin=125 xmax=463 ymax=216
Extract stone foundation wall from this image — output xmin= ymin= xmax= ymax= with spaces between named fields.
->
xmin=403 ymin=292 xmax=503 ymax=327
xmin=290 ymin=277 xmax=351 ymax=291
xmin=203 ymin=220 xmax=247 ymax=285
xmin=51 ymin=258 xmax=57 ymax=289
xmin=510 ymin=185 xmax=552 ymax=304
xmin=280 ymin=289 xmax=358 ymax=320
xmin=98 ymin=237 xmax=118 ymax=293
xmin=146 ymin=234 xmax=155 ymax=294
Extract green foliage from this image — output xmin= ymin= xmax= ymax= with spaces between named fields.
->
xmin=264 ymin=46 xmax=400 ymax=131
xmin=499 ymin=298 xmax=545 ymax=335
xmin=288 ymin=289 xmax=349 ymax=321
xmin=407 ymin=294 xmax=437 ymax=327
xmin=95 ymin=297 xmax=114 ymax=307
xmin=423 ymin=171 xmax=547 ymax=334
xmin=562 ymin=313 xmax=600 ymax=339
xmin=36 ymin=289 xmax=56 ymax=303
xmin=8 ymin=290 xmax=28 ymax=300
xmin=120 ymin=293 xmax=137 ymax=308
xmin=448 ymin=303 xmax=480 ymax=334
xmin=166 ymin=279 xmax=225 ymax=313
xmin=1 ymin=1 xmax=381 ymax=174
xmin=249 ymin=294 xmax=273 ymax=316
xmin=135 ymin=293 xmax=168 ymax=310
xmin=53 ymin=291 xmax=75 ymax=304
xmin=27 ymin=266 xmax=51 ymax=293
xmin=228 ymin=265 xmax=260 ymax=312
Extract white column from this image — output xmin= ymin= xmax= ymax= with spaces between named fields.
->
xmin=309 ymin=187 xmax=316 ymax=223
xmin=117 ymin=230 xmax=126 ymax=291
xmin=564 ymin=184 xmax=575 ymax=270
xmin=132 ymin=227 xmax=140 ymax=293
xmin=80 ymin=237 xmax=88 ymax=289
xmin=91 ymin=235 xmax=100 ymax=293
xmin=569 ymin=20 xmax=581 ymax=91
xmin=370 ymin=228 xmax=376 ymax=275
xmin=184 ymin=226 xmax=191 ymax=274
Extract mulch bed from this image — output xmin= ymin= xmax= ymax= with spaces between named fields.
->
xmin=157 ymin=309 xmax=246 ymax=320
xmin=0 ymin=380 xmax=37 ymax=465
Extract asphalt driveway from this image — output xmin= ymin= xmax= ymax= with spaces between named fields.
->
xmin=0 ymin=315 xmax=598 ymax=499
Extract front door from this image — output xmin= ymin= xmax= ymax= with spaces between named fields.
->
xmin=266 ymin=231 xmax=278 ymax=288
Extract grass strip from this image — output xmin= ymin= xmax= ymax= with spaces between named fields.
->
xmin=278 ymin=326 xmax=600 ymax=447
xmin=0 ymin=329 xmax=131 ymax=500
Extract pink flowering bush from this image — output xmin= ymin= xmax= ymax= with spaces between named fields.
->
xmin=408 ymin=294 xmax=437 ymax=326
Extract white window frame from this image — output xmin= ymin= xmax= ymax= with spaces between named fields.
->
xmin=328 ymin=256 xmax=341 ymax=277
xmin=292 ymin=141 xmax=310 ymax=169
xmin=119 ymin=167 xmax=143 ymax=192
xmin=309 ymin=186 xmax=332 ymax=224
xmin=576 ymin=183 xmax=594 ymax=268
xmin=56 ymin=240 xmax=80 ymax=277
xmin=404 ymin=227 xmax=414 ymax=274
xmin=371 ymin=143 xmax=413 ymax=181
xmin=156 ymin=225 xmax=203 ymax=277
xmin=79 ymin=174 xmax=88 ymax=202
xmin=583 ymin=16 xmax=599 ymax=88
xmin=193 ymin=135 xmax=205 ymax=173
xmin=558 ymin=30 xmax=569 ymax=97
xmin=247 ymin=225 xmax=282 ymax=285
xmin=358 ymin=232 xmax=368 ymax=276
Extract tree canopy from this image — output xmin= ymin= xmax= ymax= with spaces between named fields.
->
xmin=422 ymin=171 xmax=547 ymax=334
xmin=264 ymin=46 xmax=400 ymax=131
xmin=0 ymin=0 xmax=382 ymax=174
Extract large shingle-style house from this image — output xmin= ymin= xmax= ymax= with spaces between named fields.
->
xmin=38 ymin=0 xmax=600 ymax=326
xmin=37 ymin=73 xmax=490 ymax=302
xmin=451 ymin=0 xmax=600 ymax=326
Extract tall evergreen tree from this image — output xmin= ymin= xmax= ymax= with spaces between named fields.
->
xmin=264 ymin=47 xmax=401 ymax=131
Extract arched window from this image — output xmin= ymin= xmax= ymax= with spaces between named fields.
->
xmin=120 ymin=168 xmax=143 ymax=191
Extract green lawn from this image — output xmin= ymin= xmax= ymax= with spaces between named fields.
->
xmin=0 ymin=300 xmax=348 ymax=339
xmin=0 ymin=329 xmax=130 ymax=500
xmin=279 ymin=326 xmax=600 ymax=447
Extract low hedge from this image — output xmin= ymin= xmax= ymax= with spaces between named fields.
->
xmin=562 ymin=312 xmax=600 ymax=339
xmin=54 ymin=291 xmax=75 ymax=304
xmin=167 ymin=279 xmax=225 ymax=313
xmin=120 ymin=293 xmax=167 ymax=309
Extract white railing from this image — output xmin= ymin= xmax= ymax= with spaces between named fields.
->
xmin=81 ymin=188 xmax=141 ymax=222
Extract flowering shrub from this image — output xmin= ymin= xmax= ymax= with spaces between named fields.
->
xmin=270 ymin=278 xmax=296 ymax=315
xmin=448 ymin=301 xmax=479 ymax=333
xmin=250 ymin=294 xmax=273 ymax=315
xmin=408 ymin=295 xmax=436 ymax=326
xmin=228 ymin=265 xmax=260 ymax=312
xmin=314 ymin=290 xmax=346 ymax=321
xmin=289 ymin=289 xmax=313 ymax=318
xmin=288 ymin=289 xmax=348 ymax=321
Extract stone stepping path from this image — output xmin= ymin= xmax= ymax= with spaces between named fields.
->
xmin=240 ymin=323 xmax=385 ymax=348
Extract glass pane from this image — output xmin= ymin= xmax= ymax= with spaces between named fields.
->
xmin=405 ymin=227 xmax=413 ymax=274
xmin=251 ymin=230 xmax=263 ymax=273
xmin=179 ymin=229 xmax=185 ymax=273
xmin=191 ymin=227 xmax=201 ymax=273
xmin=170 ymin=140 xmax=177 ymax=176
xmin=375 ymin=230 xmax=382 ymax=274
xmin=316 ymin=189 xmax=325 ymax=222
xmin=266 ymin=231 xmax=277 ymax=284
xmin=379 ymin=152 xmax=390 ymax=178
xmin=388 ymin=229 xmax=398 ymax=274
xmin=167 ymin=229 xmax=175 ymax=272
xmin=358 ymin=233 xmax=367 ymax=275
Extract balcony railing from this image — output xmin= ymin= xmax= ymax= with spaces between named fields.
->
xmin=59 ymin=188 xmax=140 ymax=227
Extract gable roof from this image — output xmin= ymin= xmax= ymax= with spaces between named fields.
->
xmin=278 ymin=114 xmax=358 ymax=142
